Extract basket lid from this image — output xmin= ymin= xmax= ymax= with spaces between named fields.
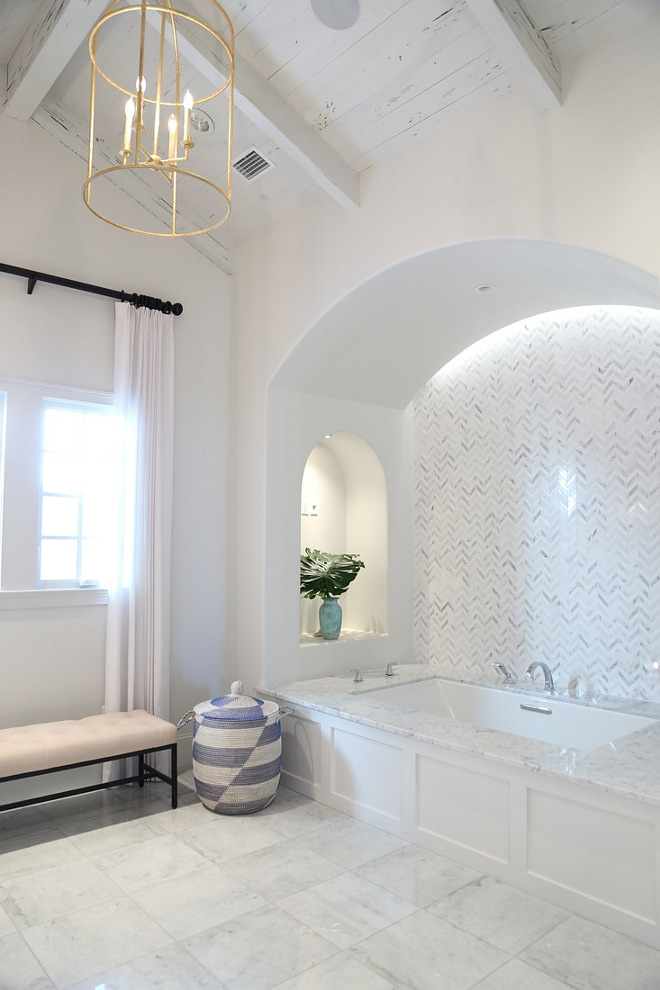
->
xmin=193 ymin=693 xmax=278 ymax=722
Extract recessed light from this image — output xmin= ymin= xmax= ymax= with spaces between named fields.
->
xmin=311 ymin=0 xmax=359 ymax=30
xmin=475 ymin=284 xmax=496 ymax=294
xmin=190 ymin=108 xmax=214 ymax=134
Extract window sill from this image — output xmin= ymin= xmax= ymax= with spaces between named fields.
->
xmin=0 ymin=588 xmax=109 ymax=610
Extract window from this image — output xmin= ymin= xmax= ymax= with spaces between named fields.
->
xmin=0 ymin=380 xmax=115 ymax=594
xmin=39 ymin=399 xmax=118 ymax=588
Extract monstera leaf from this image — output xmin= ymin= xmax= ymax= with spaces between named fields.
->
xmin=300 ymin=548 xmax=365 ymax=600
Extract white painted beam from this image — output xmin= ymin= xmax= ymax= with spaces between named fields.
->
xmin=233 ymin=52 xmax=360 ymax=214
xmin=172 ymin=10 xmax=360 ymax=213
xmin=4 ymin=0 xmax=109 ymax=122
xmin=466 ymin=0 xmax=561 ymax=111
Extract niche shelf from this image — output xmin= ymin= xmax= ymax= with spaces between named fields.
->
xmin=300 ymin=432 xmax=387 ymax=644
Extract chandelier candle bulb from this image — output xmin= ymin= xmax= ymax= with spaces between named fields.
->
xmin=182 ymin=90 xmax=193 ymax=147
xmin=167 ymin=114 xmax=177 ymax=161
xmin=122 ymin=97 xmax=135 ymax=155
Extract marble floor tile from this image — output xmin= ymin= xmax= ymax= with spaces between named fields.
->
xmin=0 ymin=835 xmax=83 ymax=883
xmin=113 ymin=781 xmax=180 ymax=808
xmin=519 ymin=915 xmax=660 ymax=990
xmin=141 ymin=801 xmax=214 ymax=835
xmin=224 ymin=837 xmax=344 ymax=900
xmin=21 ymin=896 xmax=172 ymax=989
xmin=429 ymin=875 xmax=570 ymax=953
xmin=256 ymin=789 xmax=349 ymax=840
xmin=355 ymin=843 xmax=482 ymax=908
xmin=64 ymin=942 xmax=224 ymax=990
xmin=132 ymin=862 xmax=268 ymax=939
xmin=0 ymin=932 xmax=55 ymax=990
xmin=276 ymin=871 xmax=417 ymax=949
xmin=91 ymin=833 xmax=210 ymax=893
xmin=182 ymin=904 xmax=338 ymax=990
xmin=471 ymin=957 xmax=575 ymax=989
xmin=0 ymin=805 xmax=58 ymax=842
xmin=0 ymin=902 xmax=16 ymax=938
xmin=63 ymin=816 xmax=161 ymax=856
xmin=33 ymin=791 xmax=130 ymax=828
xmin=273 ymin=950 xmax=396 ymax=989
xmin=2 ymin=859 xmax=122 ymax=930
xmin=349 ymin=909 xmax=509 ymax=990
xmin=51 ymin=801 xmax=141 ymax=836
xmin=178 ymin=815 xmax=284 ymax=862
xmin=298 ymin=818 xmax=407 ymax=870
xmin=5 ymin=782 xmax=660 ymax=990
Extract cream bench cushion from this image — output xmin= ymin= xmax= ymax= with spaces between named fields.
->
xmin=0 ymin=710 xmax=177 ymax=776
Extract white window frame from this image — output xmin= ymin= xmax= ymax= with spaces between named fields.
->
xmin=0 ymin=378 xmax=112 ymax=608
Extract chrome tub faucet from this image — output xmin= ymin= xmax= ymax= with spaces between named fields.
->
xmin=525 ymin=661 xmax=555 ymax=694
xmin=352 ymin=664 xmax=396 ymax=683
xmin=491 ymin=661 xmax=516 ymax=685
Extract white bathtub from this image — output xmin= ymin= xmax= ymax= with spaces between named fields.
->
xmin=360 ymin=677 xmax=655 ymax=752
xmin=261 ymin=666 xmax=660 ymax=950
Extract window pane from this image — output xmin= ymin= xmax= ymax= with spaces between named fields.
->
xmin=40 ymin=400 xmax=117 ymax=588
xmin=42 ymin=452 xmax=82 ymax=495
xmin=40 ymin=539 xmax=77 ymax=581
xmin=41 ymin=495 xmax=79 ymax=537
xmin=43 ymin=408 xmax=84 ymax=453
xmin=80 ymin=539 xmax=103 ymax=586
xmin=83 ymin=413 xmax=115 ymax=453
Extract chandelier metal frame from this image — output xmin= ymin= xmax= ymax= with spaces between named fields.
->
xmin=83 ymin=0 xmax=234 ymax=238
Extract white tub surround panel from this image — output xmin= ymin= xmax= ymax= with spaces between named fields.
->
xmin=413 ymin=306 xmax=660 ymax=702
xmin=260 ymin=666 xmax=660 ymax=950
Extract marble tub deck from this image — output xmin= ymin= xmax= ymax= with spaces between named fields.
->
xmin=260 ymin=664 xmax=660 ymax=808
xmin=1 ymin=779 xmax=660 ymax=989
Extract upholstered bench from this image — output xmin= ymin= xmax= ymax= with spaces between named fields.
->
xmin=0 ymin=710 xmax=177 ymax=813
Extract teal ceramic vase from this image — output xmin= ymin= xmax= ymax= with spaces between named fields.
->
xmin=319 ymin=597 xmax=342 ymax=639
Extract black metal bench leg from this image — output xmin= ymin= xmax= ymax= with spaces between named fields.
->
xmin=138 ymin=753 xmax=145 ymax=787
xmin=171 ymin=744 xmax=178 ymax=809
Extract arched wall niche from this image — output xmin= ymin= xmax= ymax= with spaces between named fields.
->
xmin=300 ymin=432 xmax=387 ymax=642
xmin=263 ymin=239 xmax=660 ymax=687
xmin=271 ymin=238 xmax=660 ymax=409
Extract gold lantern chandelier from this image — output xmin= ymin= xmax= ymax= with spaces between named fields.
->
xmin=84 ymin=0 xmax=234 ymax=237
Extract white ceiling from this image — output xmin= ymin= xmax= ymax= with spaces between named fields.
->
xmin=0 ymin=0 xmax=655 ymax=274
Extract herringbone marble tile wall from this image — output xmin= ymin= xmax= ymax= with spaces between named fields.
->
xmin=413 ymin=306 xmax=660 ymax=701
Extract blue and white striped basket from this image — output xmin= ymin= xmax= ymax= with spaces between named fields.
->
xmin=178 ymin=688 xmax=282 ymax=815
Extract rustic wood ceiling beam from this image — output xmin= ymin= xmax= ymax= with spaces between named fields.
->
xmin=3 ymin=0 xmax=109 ymax=122
xmin=171 ymin=7 xmax=361 ymax=214
xmin=5 ymin=0 xmax=360 ymax=213
xmin=466 ymin=0 xmax=561 ymax=111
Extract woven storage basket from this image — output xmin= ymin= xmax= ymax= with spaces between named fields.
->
xmin=178 ymin=688 xmax=282 ymax=815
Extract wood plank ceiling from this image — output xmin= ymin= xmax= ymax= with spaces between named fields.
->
xmin=0 ymin=0 xmax=655 ymax=273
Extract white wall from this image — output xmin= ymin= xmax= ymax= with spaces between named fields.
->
xmin=229 ymin=12 xmax=660 ymax=693
xmin=0 ymin=113 xmax=230 ymax=758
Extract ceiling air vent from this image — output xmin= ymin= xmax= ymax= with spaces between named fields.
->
xmin=232 ymin=147 xmax=275 ymax=181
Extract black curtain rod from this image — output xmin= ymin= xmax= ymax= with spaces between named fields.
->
xmin=0 ymin=262 xmax=183 ymax=316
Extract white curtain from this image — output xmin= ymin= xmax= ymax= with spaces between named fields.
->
xmin=105 ymin=302 xmax=174 ymax=725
